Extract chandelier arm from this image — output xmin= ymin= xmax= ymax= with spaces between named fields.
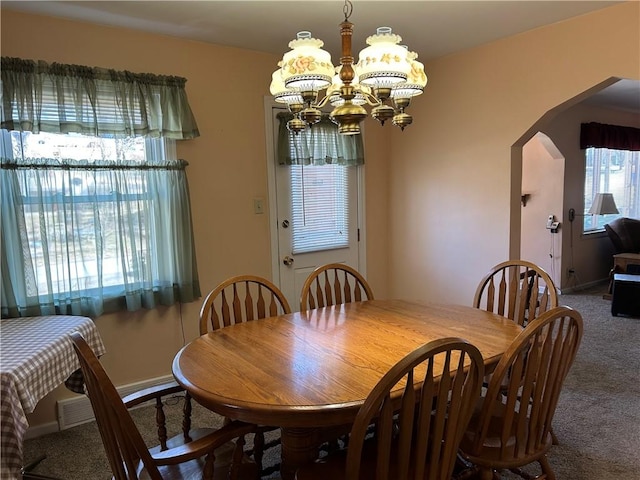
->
xmin=361 ymin=90 xmax=382 ymax=107
xmin=315 ymin=94 xmax=333 ymax=109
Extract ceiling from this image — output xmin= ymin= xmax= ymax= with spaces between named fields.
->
xmin=3 ymin=0 xmax=639 ymax=112
xmin=2 ymin=1 xmax=626 ymax=60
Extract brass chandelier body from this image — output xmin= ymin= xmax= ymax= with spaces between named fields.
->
xmin=270 ymin=0 xmax=427 ymax=136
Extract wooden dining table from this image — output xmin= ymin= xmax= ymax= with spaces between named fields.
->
xmin=172 ymin=299 xmax=523 ymax=480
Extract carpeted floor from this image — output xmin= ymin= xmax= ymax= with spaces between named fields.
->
xmin=23 ymin=285 xmax=640 ymax=479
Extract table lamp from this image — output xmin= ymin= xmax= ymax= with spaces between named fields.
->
xmin=568 ymin=193 xmax=619 ymax=222
xmin=588 ymin=193 xmax=619 ymax=215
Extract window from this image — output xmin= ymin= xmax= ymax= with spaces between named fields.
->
xmin=3 ymin=131 xmax=169 ymax=293
xmin=580 ymin=122 xmax=640 ymax=232
xmin=584 ymin=147 xmax=640 ymax=231
xmin=290 ymin=164 xmax=350 ymax=254
xmin=1 ymin=57 xmax=201 ymax=318
xmin=276 ymin=113 xmax=364 ymax=256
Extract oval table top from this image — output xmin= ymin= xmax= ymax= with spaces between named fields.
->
xmin=172 ymin=299 xmax=522 ymax=428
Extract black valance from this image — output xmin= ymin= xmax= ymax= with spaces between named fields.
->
xmin=580 ymin=122 xmax=640 ymax=151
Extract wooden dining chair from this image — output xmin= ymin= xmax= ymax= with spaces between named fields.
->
xmin=474 ymin=260 xmax=562 ymax=444
xmin=300 ymin=263 xmax=374 ymax=311
xmin=69 ymin=332 xmax=259 ymax=480
xmin=474 ymin=260 xmax=559 ymax=327
xmin=473 ymin=260 xmax=559 ymax=327
xmin=295 ymin=338 xmax=484 ymax=480
xmin=199 ymin=274 xmax=291 ymax=476
xmin=200 ymin=274 xmax=291 ymax=334
xmin=457 ymin=306 xmax=583 ymax=480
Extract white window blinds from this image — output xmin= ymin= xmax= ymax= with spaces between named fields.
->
xmin=290 ymin=164 xmax=350 ymax=254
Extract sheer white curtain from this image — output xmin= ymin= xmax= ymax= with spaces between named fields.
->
xmin=1 ymin=58 xmax=200 ymax=318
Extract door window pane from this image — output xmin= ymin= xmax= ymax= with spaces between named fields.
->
xmin=290 ymin=164 xmax=349 ymax=254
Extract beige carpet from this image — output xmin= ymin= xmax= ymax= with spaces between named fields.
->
xmin=23 ymin=285 xmax=640 ymax=479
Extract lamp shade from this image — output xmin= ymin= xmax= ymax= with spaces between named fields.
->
xmin=281 ymin=32 xmax=334 ymax=92
xmin=390 ymin=50 xmax=428 ymax=100
xmin=588 ymin=193 xmax=619 ymax=215
xmin=270 ymin=68 xmax=303 ymax=106
xmin=357 ymin=27 xmax=410 ymax=88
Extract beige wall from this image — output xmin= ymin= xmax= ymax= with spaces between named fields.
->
xmin=521 ymin=133 xmax=565 ymax=287
xmin=387 ymin=2 xmax=639 ymax=304
xmin=541 ymin=103 xmax=640 ymax=289
xmin=1 ymin=2 xmax=639 ymax=431
xmin=0 ymin=9 xmax=393 ymax=429
xmin=517 ymin=99 xmax=640 ymax=293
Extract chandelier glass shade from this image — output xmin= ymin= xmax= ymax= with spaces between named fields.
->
xmin=269 ymin=0 xmax=427 ymax=136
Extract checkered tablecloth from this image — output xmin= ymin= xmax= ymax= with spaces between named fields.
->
xmin=0 ymin=315 xmax=106 ymax=479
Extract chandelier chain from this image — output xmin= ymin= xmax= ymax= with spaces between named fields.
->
xmin=343 ymin=0 xmax=353 ymax=21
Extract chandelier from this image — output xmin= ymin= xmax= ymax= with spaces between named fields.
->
xmin=269 ymin=0 xmax=427 ymax=136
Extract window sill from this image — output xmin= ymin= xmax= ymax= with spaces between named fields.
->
xmin=582 ymin=228 xmax=608 ymax=238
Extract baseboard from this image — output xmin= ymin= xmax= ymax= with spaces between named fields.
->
xmin=24 ymin=421 xmax=60 ymax=440
xmin=560 ymin=278 xmax=608 ymax=294
xmin=55 ymin=374 xmax=175 ymax=432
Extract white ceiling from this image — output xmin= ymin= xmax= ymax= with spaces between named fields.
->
xmin=3 ymin=0 xmax=638 ymax=112
xmin=2 ymin=1 xmax=626 ymax=60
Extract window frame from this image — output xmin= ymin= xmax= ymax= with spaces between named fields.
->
xmin=0 ymin=130 xmax=196 ymax=317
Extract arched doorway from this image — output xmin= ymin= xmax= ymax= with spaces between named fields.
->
xmin=511 ymin=77 xmax=640 ymax=292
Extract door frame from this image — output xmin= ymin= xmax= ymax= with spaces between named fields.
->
xmin=263 ymin=96 xmax=367 ymax=289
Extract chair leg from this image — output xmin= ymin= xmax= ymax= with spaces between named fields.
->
xmin=155 ymin=397 xmax=169 ymax=450
xmin=550 ymin=426 xmax=559 ymax=445
xmin=252 ymin=430 xmax=265 ymax=474
xmin=229 ymin=435 xmax=248 ymax=480
xmin=182 ymin=392 xmax=193 ymax=442
xmin=21 ymin=456 xmax=64 ymax=480
xmin=509 ymin=467 xmax=538 ymax=480
xmin=453 ymin=466 xmax=480 ymax=480
xmin=539 ymin=455 xmax=556 ymax=480
xmin=479 ymin=467 xmax=494 ymax=480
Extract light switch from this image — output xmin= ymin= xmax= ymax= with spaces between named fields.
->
xmin=253 ymin=198 xmax=264 ymax=214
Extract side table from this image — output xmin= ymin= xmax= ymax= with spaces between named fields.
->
xmin=604 ymin=252 xmax=640 ymax=300
xmin=611 ymin=274 xmax=640 ymax=317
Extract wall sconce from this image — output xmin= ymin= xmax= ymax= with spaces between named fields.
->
xmin=521 ymin=193 xmax=531 ymax=207
xmin=568 ymin=193 xmax=619 ymax=222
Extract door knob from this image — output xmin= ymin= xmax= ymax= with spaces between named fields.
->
xmin=283 ymin=256 xmax=294 ymax=266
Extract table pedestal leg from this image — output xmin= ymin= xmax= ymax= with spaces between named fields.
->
xmin=280 ymin=427 xmax=320 ymax=480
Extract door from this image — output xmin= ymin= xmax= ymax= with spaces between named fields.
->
xmin=266 ymin=104 xmax=364 ymax=310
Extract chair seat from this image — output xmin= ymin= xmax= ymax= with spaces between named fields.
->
xmin=457 ymin=307 xmax=582 ymax=480
xmin=147 ymin=428 xmax=226 ymax=456
xmin=297 ymin=435 xmax=451 ymax=480
xmin=295 ymin=439 xmax=389 ymax=480
xmin=459 ymin=403 xmax=553 ymax=469
xmin=141 ymin=428 xmax=258 ymax=480
xmin=296 ymin=339 xmax=483 ymax=480
xmin=138 ymin=457 xmax=257 ymax=480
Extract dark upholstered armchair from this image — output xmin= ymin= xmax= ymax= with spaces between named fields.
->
xmin=604 ymin=217 xmax=640 ymax=254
